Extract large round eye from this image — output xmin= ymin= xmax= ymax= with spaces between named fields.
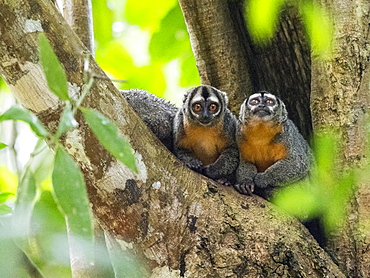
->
xmin=249 ymin=98 xmax=259 ymax=106
xmin=192 ymin=103 xmax=202 ymax=112
xmin=209 ymin=103 xmax=218 ymax=112
xmin=266 ymin=98 xmax=275 ymax=106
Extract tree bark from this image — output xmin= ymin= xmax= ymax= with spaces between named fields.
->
xmin=0 ymin=0 xmax=345 ymax=277
xmin=311 ymin=0 xmax=370 ymax=276
xmin=60 ymin=0 xmax=95 ymax=55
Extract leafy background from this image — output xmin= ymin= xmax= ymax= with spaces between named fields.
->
xmin=92 ymin=0 xmax=200 ymax=104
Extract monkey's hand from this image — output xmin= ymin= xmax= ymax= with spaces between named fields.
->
xmin=174 ymin=147 xmax=203 ymax=172
xmin=186 ymin=159 xmax=203 ymax=172
xmin=233 ymin=182 xmax=254 ymax=195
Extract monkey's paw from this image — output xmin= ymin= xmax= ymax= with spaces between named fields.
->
xmin=233 ymin=182 xmax=254 ymax=195
xmin=186 ymin=159 xmax=203 ymax=172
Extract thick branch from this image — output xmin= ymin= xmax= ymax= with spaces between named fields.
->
xmin=0 ymin=0 xmax=344 ymax=276
xmin=60 ymin=0 xmax=95 ymax=55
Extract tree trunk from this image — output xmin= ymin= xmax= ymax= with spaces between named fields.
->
xmin=311 ymin=0 xmax=370 ymax=276
xmin=0 ymin=0 xmax=345 ymax=277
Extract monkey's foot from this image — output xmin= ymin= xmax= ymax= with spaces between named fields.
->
xmin=233 ymin=183 xmax=254 ymax=195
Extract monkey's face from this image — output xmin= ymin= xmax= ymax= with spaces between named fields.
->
xmin=240 ymin=91 xmax=287 ymax=123
xmin=184 ymin=85 xmax=226 ymax=126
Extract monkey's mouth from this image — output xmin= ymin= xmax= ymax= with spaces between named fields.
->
xmin=198 ymin=119 xmax=213 ymax=125
xmin=253 ymin=107 xmax=271 ymax=117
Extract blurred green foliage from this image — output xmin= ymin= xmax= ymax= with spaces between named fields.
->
xmin=273 ymin=131 xmax=355 ymax=234
xmin=92 ymin=0 xmax=200 ymax=101
xmin=246 ymin=0 xmax=332 ymax=56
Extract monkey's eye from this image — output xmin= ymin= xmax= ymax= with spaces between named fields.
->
xmin=266 ymin=98 xmax=275 ymax=106
xmin=193 ymin=103 xmax=202 ymax=112
xmin=249 ymin=98 xmax=259 ymax=106
xmin=209 ymin=103 xmax=218 ymax=112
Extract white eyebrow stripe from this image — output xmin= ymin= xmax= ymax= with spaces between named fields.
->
xmin=190 ymin=94 xmax=204 ymax=104
xmin=263 ymin=93 xmax=276 ymax=99
xmin=208 ymin=95 xmax=220 ymax=103
xmin=249 ymin=93 xmax=261 ymax=99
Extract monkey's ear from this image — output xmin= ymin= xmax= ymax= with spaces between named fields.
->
xmin=278 ymin=98 xmax=288 ymax=122
xmin=182 ymin=90 xmax=191 ymax=104
xmin=239 ymin=99 xmax=248 ymax=122
xmin=217 ymin=89 xmax=229 ymax=107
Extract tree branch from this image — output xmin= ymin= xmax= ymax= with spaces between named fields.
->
xmin=60 ymin=0 xmax=95 ymax=55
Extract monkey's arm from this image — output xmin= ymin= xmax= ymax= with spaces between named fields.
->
xmin=202 ymin=112 xmax=239 ymax=180
xmin=202 ymin=146 xmax=239 ymax=179
xmin=234 ymin=161 xmax=258 ymax=195
xmin=173 ymin=111 xmax=203 ymax=171
xmin=254 ymin=122 xmax=312 ymax=190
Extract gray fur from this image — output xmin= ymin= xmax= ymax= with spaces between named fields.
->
xmin=235 ymin=92 xmax=313 ymax=199
xmin=173 ymin=85 xmax=239 ymax=180
xmin=121 ymin=89 xmax=178 ymax=151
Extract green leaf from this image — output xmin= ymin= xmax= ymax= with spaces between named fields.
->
xmin=0 ymin=204 xmax=12 ymax=215
xmin=52 ymin=147 xmax=93 ymax=240
xmin=30 ymin=140 xmax=54 ymax=185
xmin=120 ymin=64 xmax=166 ymax=96
xmin=0 ymin=142 xmax=7 ymax=149
xmin=272 ymin=181 xmax=318 ymax=220
xmin=246 ymin=0 xmax=286 ymax=43
xmin=0 ymin=105 xmax=49 ymax=138
xmin=11 ymin=166 xmax=37 ymax=251
xmin=0 ymin=192 xmax=14 ymax=203
xmin=55 ymin=102 xmax=78 ymax=138
xmin=299 ymin=1 xmax=332 ymax=56
xmin=0 ymin=166 xmax=18 ymax=193
xmin=31 ymin=190 xmax=71 ymax=278
xmin=80 ymin=107 xmax=138 ymax=173
xmin=323 ymin=171 xmax=354 ymax=232
xmin=39 ymin=33 xmax=69 ymax=101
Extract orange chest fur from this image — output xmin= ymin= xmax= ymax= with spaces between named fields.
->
xmin=239 ymin=122 xmax=287 ymax=172
xmin=178 ymin=123 xmax=228 ymax=165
